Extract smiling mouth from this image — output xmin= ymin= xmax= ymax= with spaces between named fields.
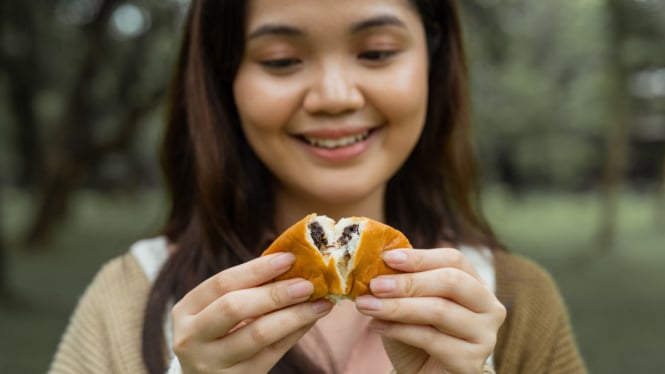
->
xmin=301 ymin=130 xmax=371 ymax=149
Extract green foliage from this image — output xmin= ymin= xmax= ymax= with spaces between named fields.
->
xmin=0 ymin=1 xmax=184 ymax=190
xmin=463 ymin=0 xmax=665 ymax=189
xmin=466 ymin=1 xmax=606 ymax=188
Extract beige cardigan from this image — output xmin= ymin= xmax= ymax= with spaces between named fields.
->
xmin=48 ymin=250 xmax=586 ymax=373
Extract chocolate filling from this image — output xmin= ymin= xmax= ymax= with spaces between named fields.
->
xmin=308 ymin=222 xmax=328 ymax=252
xmin=338 ymin=224 xmax=359 ymax=247
xmin=337 ymin=224 xmax=359 ymax=276
xmin=309 ymin=221 xmax=360 ymax=279
xmin=338 ymin=251 xmax=352 ymax=277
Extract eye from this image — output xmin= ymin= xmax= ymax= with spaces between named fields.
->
xmin=260 ymin=58 xmax=302 ymax=70
xmin=358 ymin=50 xmax=398 ymax=62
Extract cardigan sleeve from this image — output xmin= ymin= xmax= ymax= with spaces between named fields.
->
xmin=48 ymin=254 xmax=151 ymax=374
xmin=493 ymin=252 xmax=587 ymax=374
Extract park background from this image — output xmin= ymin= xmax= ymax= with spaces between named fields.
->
xmin=1 ymin=0 xmax=664 ymax=372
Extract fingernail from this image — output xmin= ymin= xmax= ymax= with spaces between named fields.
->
xmin=288 ymin=281 xmax=314 ymax=299
xmin=370 ymin=277 xmax=396 ymax=293
xmin=271 ymin=253 xmax=295 ymax=271
xmin=383 ymin=250 xmax=407 ymax=264
xmin=355 ymin=295 xmax=383 ymax=311
xmin=311 ymin=299 xmax=334 ymax=314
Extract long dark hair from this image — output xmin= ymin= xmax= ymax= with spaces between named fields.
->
xmin=142 ymin=0 xmax=501 ymax=372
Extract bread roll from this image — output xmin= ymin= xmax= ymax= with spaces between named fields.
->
xmin=262 ymin=214 xmax=412 ymax=302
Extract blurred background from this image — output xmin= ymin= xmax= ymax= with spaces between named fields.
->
xmin=0 ymin=0 xmax=663 ymax=372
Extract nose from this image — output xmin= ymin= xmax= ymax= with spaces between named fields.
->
xmin=303 ymin=61 xmax=365 ymax=114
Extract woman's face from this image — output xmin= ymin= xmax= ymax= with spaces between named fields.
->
xmin=234 ymin=0 xmax=429 ymax=209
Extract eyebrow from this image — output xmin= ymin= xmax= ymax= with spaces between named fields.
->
xmin=247 ymin=25 xmax=305 ymax=40
xmin=246 ymin=14 xmax=406 ymax=41
xmin=349 ymin=15 xmax=406 ymax=34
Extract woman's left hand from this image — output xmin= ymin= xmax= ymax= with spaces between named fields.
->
xmin=355 ymin=248 xmax=506 ymax=374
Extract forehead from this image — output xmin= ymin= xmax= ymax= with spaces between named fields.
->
xmin=244 ymin=0 xmax=421 ymax=35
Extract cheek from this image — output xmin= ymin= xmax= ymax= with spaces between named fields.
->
xmin=233 ymin=68 xmax=303 ymax=134
xmin=372 ymin=59 xmax=429 ymax=133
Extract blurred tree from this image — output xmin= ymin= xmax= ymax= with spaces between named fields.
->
xmin=0 ymin=189 xmax=7 ymax=298
xmin=0 ymin=0 xmax=184 ymax=245
xmin=463 ymin=0 xmax=665 ymax=245
xmin=597 ymin=0 xmax=632 ymax=252
xmin=0 ymin=0 xmax=17 ymax=297
xmin=466 ymin=0 xmax=609 ymax=193
xmin=460 ymin=0 xmax=508 ymax=65
xmin=0 ymin=1 xmax=45 ymax=188
xmin=659 ymin=156 xmax=665 ymax=228
xmin=597 ymin=0 xmax=665 ymax=251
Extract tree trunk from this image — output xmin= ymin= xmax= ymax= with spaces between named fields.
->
xmin=23 ymin=52 xmax=99 ymax=245
xmin=1 ymin=1 xmax=44 ymax=189
xmin=597 ymin=0 xmax=631 ymax=253
xmin=20 ymin=0 xmax=171 ymax=246
xmin=657 ymin=152 xmax=665 ymax=230
xmin=9 ymin=74 xmax=43 ymax=188
xmin=22 ymin=0 xmax=119 ymax=246
xmin=0 ymin=186 xmax=10 ymax=298
xmin=24 ymin=152 xmax=87 ymax=245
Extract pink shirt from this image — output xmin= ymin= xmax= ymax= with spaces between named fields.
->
xmin=298 ymin=300 xmax=393 ymax=374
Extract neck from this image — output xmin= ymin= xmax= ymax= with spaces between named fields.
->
xmin=273 ymin=186 xmax=386 ymax=234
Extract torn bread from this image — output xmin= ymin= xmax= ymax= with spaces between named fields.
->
xmin=262 ymin=214 xmax=412 ymax=302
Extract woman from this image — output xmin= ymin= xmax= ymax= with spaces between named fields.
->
xmin=50 ymin=0 xmax=587 ymax=373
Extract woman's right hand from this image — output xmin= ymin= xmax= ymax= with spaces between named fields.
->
xmin=171 ymin=252 xmax=334 ymax=373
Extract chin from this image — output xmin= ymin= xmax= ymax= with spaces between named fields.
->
xmin=275 ymin=169 xmax=392 ymax=213
xmin=308 ymin=184 xmax=385 ymax=209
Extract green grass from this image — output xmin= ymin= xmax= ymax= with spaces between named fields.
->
xmin=1 ymin=187 xmax=663 ymax=373
xmin=0 ymin=189 xmax=167 ymax=373
xmin=483 ymin=188 xmax=665 ymax=373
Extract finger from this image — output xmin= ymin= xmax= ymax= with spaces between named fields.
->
xmin=193 ymin=278 xmax=315 ymax=340
xmin=234 ymin=324 xmax=312 ymax=373
xmin=369 ymin=268 xmax=491 ymax=312
xmin=356 ymin=296 xmax=489 ymax=341
xmin=382 ymin=248 xmax=482 ymax=281
xmin=175 ymin=252 xmax=295 ymax=315
xmin=372 ymin=321 xmax=490 ymax=374
xmin=211 ymin=299 xmax=334 ymax=366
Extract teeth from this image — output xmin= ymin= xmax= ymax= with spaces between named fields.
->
xmin=304 ymin=131 xmax=369 ymax=149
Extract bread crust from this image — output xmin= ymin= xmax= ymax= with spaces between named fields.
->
xmin=262 ymin=214 xmax=412 ymax=301
xmin=346 ymin=218 xmax=411 ymax=299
